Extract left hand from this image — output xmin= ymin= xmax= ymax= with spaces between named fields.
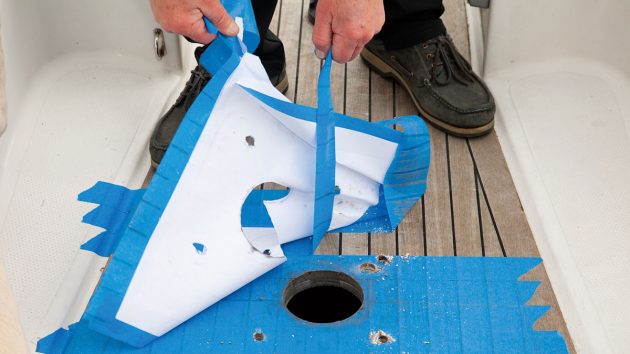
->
xmin=312 ymin=0 xmax=385 ymax=63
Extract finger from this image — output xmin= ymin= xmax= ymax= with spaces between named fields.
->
xmin=349 ymin=45 xmax=362 ymax=62
xmin=312 ymin=3 xmax=333 ymax=58
xmin=199 ymin=0 xmax=239 ymax=36
xmin=331 ymin=34 xmax=356 ymax=63
xmin=185 ymin=18 xmax=218 ymax=44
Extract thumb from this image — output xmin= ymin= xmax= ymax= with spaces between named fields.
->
xmin=199 ymin=0 xmax=239 ymax=37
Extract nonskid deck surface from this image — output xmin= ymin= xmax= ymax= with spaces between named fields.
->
xmin=0 ymin=51 xmax=181 ymax=345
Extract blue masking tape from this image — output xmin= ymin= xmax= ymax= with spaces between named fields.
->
xmin=78 ymin=182 xmax=145 ymax=257
xmin=76 ymin=0 xmax=261 ymax=344
xmin=37 ymin=256 xmax=568 ymax=354
xmin=80 ymin=34 xmax=245 ymax=348
xmin=241 ymin=189 xmax=288 ymax=227
xmin=67 ymin=0 xmax=431 ymax=346
xmin=312 ymin=52 xmax=336 ymax=252
xmin=202 ymin=0 xmax=259 ymax=52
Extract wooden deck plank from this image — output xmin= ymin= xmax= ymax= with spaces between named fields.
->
xmin=423 ymin=125 xmax=454 ymax=256
xmin=277 ymin=0 xmax=302 ymax=103
xmin=442 ymin=0 xmax=471 ymax=60
xmin=449 ymin=137 xmax=482 ymax=256
xmin=478 ymin=173 xmax=505 ymax=257
xmin=293 ymin=0 xmax=317 ymax=108
xmin=394 ymin=85 xmax=426 ymax=256
xmin=468 ymin=132 xmax=539 ymax=257
xmin=269 ymin=1 xmax=280 ymax=35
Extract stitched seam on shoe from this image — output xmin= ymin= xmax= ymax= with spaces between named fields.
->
xmin=425 ymin=84 xmax=494 ymax=114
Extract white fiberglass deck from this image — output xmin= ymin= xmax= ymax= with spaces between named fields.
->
xmin=0 ymin=52 xmax=182 ymax=342
xmin=0 ymin=0 xmax=191 ymax=349
xmin=483 ymin=0 xmax=630 ymax=352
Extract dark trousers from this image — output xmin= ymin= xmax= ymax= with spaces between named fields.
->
xmin=377 ymin=0 xmax=446 ymax=49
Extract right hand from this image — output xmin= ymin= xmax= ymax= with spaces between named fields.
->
xmin=150 ymin=0 xmax=240 ymax=44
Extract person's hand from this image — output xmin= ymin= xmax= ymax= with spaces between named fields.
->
xmin=312 ymin=0 xmax=385 ymax=63
xmin=150 ymin=0 xmax=240 ymax=44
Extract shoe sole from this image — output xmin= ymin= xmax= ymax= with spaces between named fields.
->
xmin=151 ymin=70 xmax=291 ymax=168
xmin=360 ymin=48 xmax=494 ymax=138
xmin=275 ymin=70 xmax=290 ymax=95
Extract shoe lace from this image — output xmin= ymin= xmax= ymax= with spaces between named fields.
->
xmin=174 ymin=66 xmax=211 ymax=106
xmin=425 ymin=35 xmax=475 ymax=86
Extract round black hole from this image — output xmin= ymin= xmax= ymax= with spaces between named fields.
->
xmin=283 ymin=270 xmax=363 ymax=323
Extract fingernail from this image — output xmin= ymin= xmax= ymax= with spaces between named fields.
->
xmin=227 ymin=22 xmax=239 ymax=36
xmin=315 ymin=49 xmax=325 ymax=59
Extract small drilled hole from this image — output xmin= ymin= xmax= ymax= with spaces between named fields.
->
xmin=253 ymin=331 xmax=264 ymax=341
xmin=377 ymin=255 xmax=391 ymax=264
xmin=245 ymin=136 xmax=255 ymax=146
xmin=283 ymin=271 xmax=363 ymax=323
xmin=370 ymin=330 xmax=395 ymax=345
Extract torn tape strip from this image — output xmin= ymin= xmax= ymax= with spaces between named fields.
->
xmin=312 ymin=52 xmax=336 ymax=251
xmin=78 ymin=182 xmax=145 ymax=257
xmin=37 ymin=256 xmax=568 ymax=354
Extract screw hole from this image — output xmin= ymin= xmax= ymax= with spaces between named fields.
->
xmin=360 ymin=262 xmax=380 ymax=273
xmin=370 ymin=330 xmax=395 ymax=345
xmin=377 ymin=255 xmax=391 ymax=265
xmin=253 ymin=330 xmax=264 ymax=341
xmin=245 ymin=136 xmax=255 ymax=146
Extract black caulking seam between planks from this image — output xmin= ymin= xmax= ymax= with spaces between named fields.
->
xmin=445 ymin=134 xmax=457 ymax=256
xmin=291 ymin=0 xmax=305 ymax=104
xmin=422 ymin=196 xmax=427 ymax=256
xmin=275 ymin=0 xmax=283 ymax=34
xmin=473 ymin=159 xmax=486 ymax=257
xmin=465 ymin=139 xmax=506 ymax=257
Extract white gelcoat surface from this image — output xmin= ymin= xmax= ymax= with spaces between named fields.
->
xmin=482 ymin=0 xmax=630 ymax=352
xmin=0 ymin=0 xmax=191 ymax=348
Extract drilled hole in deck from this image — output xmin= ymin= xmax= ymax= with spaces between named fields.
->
xmin=283 ymin=270 xmax=363 ymax=323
